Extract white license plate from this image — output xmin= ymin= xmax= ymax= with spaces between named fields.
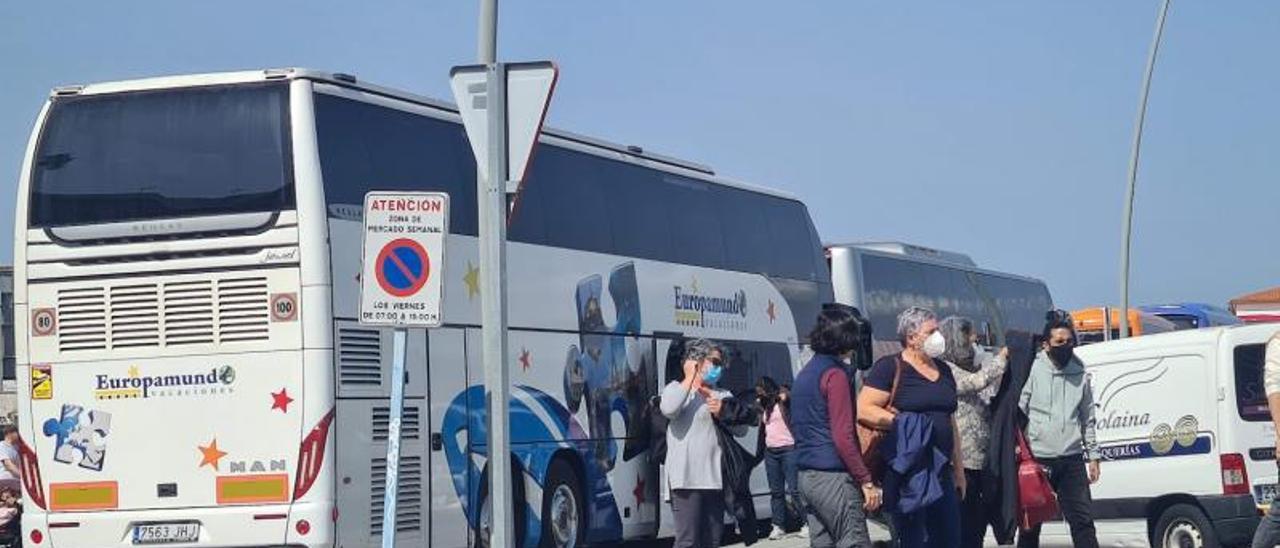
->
xmin=132 ymin=523 xmax=200 ymax=545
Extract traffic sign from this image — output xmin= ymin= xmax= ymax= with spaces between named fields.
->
xmin=375 ymin=239 xmax=431 ymax=298
xmin=32 ymin=308 xmax=56 ymax=337
xmin=359 ymin=192 xmax=449 ymax=327
xmin=269 ymin=293 xmax=298 ymax=322
xmin=450 ymin=61 xmax=558 ymax=195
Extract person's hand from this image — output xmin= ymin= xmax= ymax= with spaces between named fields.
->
xmin=1087 ymin=460 xmax=1101 ymax=484
xmin=705 ymin=395 xmax=723 ymax=417
xmin=955 ymin=469 xmax=967 ymax=500
xmin=683 ymin=359 xmax=703 ymax=389
xmin=861 ymin=483 xmax=882 ymax=512
xmin=998 ymin=347 xmax=1010 ymax=360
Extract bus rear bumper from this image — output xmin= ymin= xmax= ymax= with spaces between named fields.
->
xmin=25 ymin=500 xmax=335 ymax=548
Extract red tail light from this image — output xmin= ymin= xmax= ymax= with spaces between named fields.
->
xmin=17 ymin=436 xmax=47 ymax=510
xmin=293 ymin=409 xmax=335 ymax=500
xmin=1221 ymin=453 xmax=1250 ymax=496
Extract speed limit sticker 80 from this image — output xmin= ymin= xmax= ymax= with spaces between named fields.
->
xmin=32 ymin=308 xmax=56 ymax=337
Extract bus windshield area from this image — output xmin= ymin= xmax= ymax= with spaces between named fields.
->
xmin=29 ymin=83 xmax=294 ymax=228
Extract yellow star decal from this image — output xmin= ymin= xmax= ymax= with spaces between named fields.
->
xmin=128 ymin=365 xmax=140 ymax=378
xmin=464 ymin=262 xmax=481 ymax=300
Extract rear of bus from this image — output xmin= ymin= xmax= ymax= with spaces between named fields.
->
xmin=13 ymin=73 xmax=334 ymax=547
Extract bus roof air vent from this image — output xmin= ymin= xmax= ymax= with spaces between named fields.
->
xmin=849 ymin=242 xmax=977 ymax=267
xmin=263 ymin=68 xmax=294 ymax=80
xmin=51 ymin=85 xmax=85 ymax=97
xmin=333 ymin=73 xmax=358 ymax=84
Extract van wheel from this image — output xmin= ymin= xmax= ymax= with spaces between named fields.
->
xmin=539 ymin=459 xmax=585 ymax=548
xmin=475 ymin=463 xmax=526 ymax=548
xmin=1153 ymin=504 xmax=1219 ymax=548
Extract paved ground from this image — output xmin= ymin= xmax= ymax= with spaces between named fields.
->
xmin=624 ymin=519 xmax=1151 ymax=547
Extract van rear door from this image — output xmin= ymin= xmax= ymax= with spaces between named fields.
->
xmin=1227 ymin=342 xmax=1276 ymax=508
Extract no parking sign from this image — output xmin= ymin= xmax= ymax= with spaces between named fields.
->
xmin=359 ymin=192 xmax=449 ymax=327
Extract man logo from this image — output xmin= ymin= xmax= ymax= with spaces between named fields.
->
xmin=228 ymin=459 xmax=287 ymax=474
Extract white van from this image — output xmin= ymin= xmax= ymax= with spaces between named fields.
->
xmin=1059 ymin=324 xmax=1275 ymax=548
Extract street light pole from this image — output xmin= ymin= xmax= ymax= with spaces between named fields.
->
xmin=1119 ymin=0 xmax=1171 ymax=339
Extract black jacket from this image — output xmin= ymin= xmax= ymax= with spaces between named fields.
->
xmin=984 ymin=330 xmax=1038 ymax=545
xmin=714 ymin=396 xmax=765 ymax=545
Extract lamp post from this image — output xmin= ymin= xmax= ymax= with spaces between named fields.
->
xmin=1119 ymin=0 xmax=1172 ymax=339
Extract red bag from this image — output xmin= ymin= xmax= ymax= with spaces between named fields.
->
xmin=1015 ymin=429 xmax=1059 ymax=530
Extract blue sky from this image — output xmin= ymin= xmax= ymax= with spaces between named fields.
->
xmin=2 ymin=1 xmax=1277 ymax=310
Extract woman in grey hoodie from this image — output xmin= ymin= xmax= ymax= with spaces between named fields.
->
xmin=1016 ymin=311 xmax=1100 ymax=548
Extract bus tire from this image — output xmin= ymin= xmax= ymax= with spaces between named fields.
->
xmin=1153 ymin=503 xmax=1219 ymax=548
xmin=539 ymin=458 xmax=585 ymax=548
xmin=476 ymin=461 xmax=527 ymax=548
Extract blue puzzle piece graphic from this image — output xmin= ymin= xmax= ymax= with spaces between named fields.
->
xmin=42 ymin=404 xmax=111 ymax=471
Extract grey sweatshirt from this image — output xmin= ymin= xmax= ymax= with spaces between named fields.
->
xmin=1019 ymin=351 xmax=1100 ymax=461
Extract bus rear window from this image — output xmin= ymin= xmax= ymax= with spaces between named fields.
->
xmin=29 ymin=83 xmax=293 ymax=228
xmin=1235 ymin=343 xmax=1270 ymax=422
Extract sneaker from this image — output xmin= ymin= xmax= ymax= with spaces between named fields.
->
xmin=769 ymin=525 xmax=786 ymax=540
xmin=795 ymin=525 xmax=809 ymax=539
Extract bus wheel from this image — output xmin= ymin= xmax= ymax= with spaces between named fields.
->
xmin=540 ymin=459 xmax=585 ymax=548
xmin=1153 ymin=504 xmax=1219 ymax=548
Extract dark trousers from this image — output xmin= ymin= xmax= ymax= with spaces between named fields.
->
xmin=1016 ymin=456 xmax=1098 ymax=548
xmin=671 ymin=488 xmax=725 ymax=548
xmin=889 ymin=474 xmax=961 ymax=548
xmin=764 ymin=445 xmax=800 ymax=529
xmin=959 ymin=468 xmax=987 ymax=548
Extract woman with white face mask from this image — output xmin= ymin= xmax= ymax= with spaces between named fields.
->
xmin=857 ymin=306 xmax=963 ymax=548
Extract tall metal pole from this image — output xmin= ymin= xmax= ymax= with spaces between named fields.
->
xmin=478 ymin=0 xmax=497 ymax=64
xmin=1119 ymin=0 xmax=1171 ymax=339
xmin=477 ymin=0 xmax=514 ymax=547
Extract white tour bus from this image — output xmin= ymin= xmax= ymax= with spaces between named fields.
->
xmin=12 ymin=69 xmax=832 ymax=547
xmin=1063 ymin=325 xmax=1270 ymax=548
xmin=826 ymin=242 xmax=1053 ymax=359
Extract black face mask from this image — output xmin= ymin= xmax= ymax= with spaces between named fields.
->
xmin=1047 ymin=345 xmax=1074 ymax=366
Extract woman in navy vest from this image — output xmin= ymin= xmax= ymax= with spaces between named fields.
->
xmin=792 ymin=304 xmax=880 ymax=548
xmin=857 ymin=306 xmax=963 ymax=548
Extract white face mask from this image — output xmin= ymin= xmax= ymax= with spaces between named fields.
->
xmin=923 ymin=331 xmax=947 ymax=358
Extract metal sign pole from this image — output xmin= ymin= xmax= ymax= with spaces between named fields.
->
xmin=379 ymin=328 xmax=408 ymax=548
xmin=478 ymin=1 xmax=515 ymax=546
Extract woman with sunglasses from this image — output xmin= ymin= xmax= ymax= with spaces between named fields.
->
xmin=660 ymin=338 xmax=732 ymax=548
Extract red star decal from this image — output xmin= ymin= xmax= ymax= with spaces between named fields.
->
xmin=271 ymin=388 xmax=294 ymax=413
xmin=767 ymin=300 xmax=777 ymax=323
xmin=519 ymin=349 xmax=532 ymax=372
xmin=632 ymin=475 xmax=646 ymax=505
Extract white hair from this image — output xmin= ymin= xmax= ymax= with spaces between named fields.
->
xmin=897 ymin=307 xmax=938 ymax=342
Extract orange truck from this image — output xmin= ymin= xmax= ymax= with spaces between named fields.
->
xmin=1071 ymin=306 xmax=1178 ymax=344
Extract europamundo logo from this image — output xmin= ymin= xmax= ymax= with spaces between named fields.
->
xmin=94 ymin=365 xmax=237 ymax=400
xmin=673 ymin=281 xmax=748 ymax=331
